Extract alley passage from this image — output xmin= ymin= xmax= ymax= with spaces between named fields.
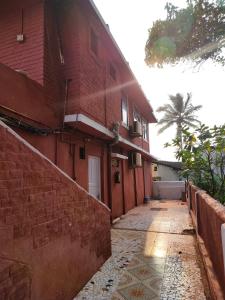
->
xmin=75 ymin=201 xmax=211 ymax=300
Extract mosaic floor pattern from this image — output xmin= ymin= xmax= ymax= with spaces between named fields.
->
xmin=74 ymin=201 xmax=211 ymax=300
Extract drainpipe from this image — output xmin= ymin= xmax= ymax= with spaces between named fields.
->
xmin=108 ymin=144 xmax=113 ymax=213
xmin=72 ymin=144 xmax=76 ymax=181
xmin=55 ymin=134 xmax=58 ymax=165
xmin=103 ymin=75 xmax=107 ymax=127
xmin=62 ymin=79 xmax=72 ymax=128
xmin=108 ymin=122 xmax=120 ymax=222
xmin=143 ymin=160 xmax=146 ymax=197
xmin=133 ymin=168 xmax=138 ymax=207
xmin=121 ymin=149 xmax=126 ymax=214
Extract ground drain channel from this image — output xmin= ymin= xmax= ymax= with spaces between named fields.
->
xmin=181 ymin=228 xmax=196 ymax=235
xmin=150 ymin=208 xmax=168 ymax=211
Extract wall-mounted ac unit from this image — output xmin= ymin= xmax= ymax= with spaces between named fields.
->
xmin=129 ymin=121 xmax=142 ymax=137
xmin=129 ymin=152 xmax=142 ymax=168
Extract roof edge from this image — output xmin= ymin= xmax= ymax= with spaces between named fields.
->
xmin=88 ymin=0 xmax=155 ymax=114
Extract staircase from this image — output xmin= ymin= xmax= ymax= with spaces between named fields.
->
xmin=0 ymin=121 xmax=111 ymax=300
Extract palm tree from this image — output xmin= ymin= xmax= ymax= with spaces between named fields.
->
xmin=157 ymin=93 xmax=202 ymax=148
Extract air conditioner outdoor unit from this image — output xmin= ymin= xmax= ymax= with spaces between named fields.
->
xmin=129 ymin=121 xmax=142 ymax=137
xmin=129 ymin=152 xmax=142 ymax=168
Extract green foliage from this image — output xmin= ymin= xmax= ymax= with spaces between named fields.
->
xmin=157 ymin=93 xmax=202 ymax=146
xmin=166 ymin=124 xmax=225 ymax=203
xmin=145 ymin=0 xmax=225 ymax=66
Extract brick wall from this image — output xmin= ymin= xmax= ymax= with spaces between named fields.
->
xmin=43 ymin=1 xmax=63 ymax=108
xmin=59 ymin=1 xmax=81 ymax=114
xmin=0 ymin=121 xmax=111 ymax=300
xmin=0 ymin=258 xmax=31 ymax=300
xmin=59 ymin=0 xmax=151 ymax=153
xmin=135 ymin=167 xmax=145 ymax=206
xmin=0 ymin=0 xmax=152 ymax=154
xmin=0 ymin=63 xmax=58 ymax=129
xmin=187 ymin=183 xmax=225 ymax=298
xmin=0 ymin=0 xmax=44 ymax=85
xmin=123 ymin=158 xmax=136 ymax=212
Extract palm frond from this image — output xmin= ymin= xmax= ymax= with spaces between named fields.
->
xmin=184 ymin=104 xmax=202 ymax=116
xmin=157 ymin=116 xmax=176 ymax=125
xmin=156 ymin=104 xmax=177 ymax=115
xmin=157 ymin=121 xmax=174 ymax=134
xmin=155 ymin=92 xmax=202 ymax=140
xmin=183 ymin=117 xmax=201 ymax=124
xmin=169 ymin=93 xmax=184 ymax=113
xmin=183 ymin=120 xmax=199 ymax=128
xmin=184 ymin=93 xmax=192 ymax=111
xmin=158 ymin=113 xmax=177 ymax=125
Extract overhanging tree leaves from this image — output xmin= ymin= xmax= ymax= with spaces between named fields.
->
xmin=145 ymin=0 xmax=225 ymax=66
xmin=166 ymin=124 xmax=225 ymax=203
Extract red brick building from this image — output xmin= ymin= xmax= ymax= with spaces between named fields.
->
xmin=0 ymin=0 xmax=156 ymax=220
xmin=0 ymin=0 xmax=157 ymax=298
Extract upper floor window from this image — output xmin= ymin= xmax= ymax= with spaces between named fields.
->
xmin=109 ymin=63 xmax=116 ymax=80
xmin=121 ymin=96 xmax=128 ymax=126
xmin=142 ymin=118 xmax=148 ymax=140
xmin=90 ymin=29 xmax=98 ymax=56
xmin=133 ymin=109 xmax=141 ymax=123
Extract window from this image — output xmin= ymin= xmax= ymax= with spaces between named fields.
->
xmin=154 ymin=166 xmax=158 ymax=172
xmin=142 ymin=119 xmax=148 ymax=140
xmin=133 ymin=109 xmax=141 ymax=123
xmin=109 ymin=63 xmax=116 ymax=80
xmin=90 ymin=29 xmax=98 ymax=56
xmin=121 ymin=96 xmax=128 ymax=126
xmin=79 ymin=147 xmax=85 ymax=160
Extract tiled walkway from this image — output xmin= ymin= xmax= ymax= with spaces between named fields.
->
xmin=75 ymin=201 xmax=211 ymax=300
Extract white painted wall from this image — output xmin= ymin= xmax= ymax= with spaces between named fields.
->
xmin=153 ymin=181 xmax=185 ymax=200
xmin=158 ymin=164 xmax=181 ymax=181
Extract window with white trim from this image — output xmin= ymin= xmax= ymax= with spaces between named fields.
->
xmin=121 ymin=97 xmax=128 ymax=126
xmin=142 ymin=119 xmax=148 ymax=140
xmin=133 ymin=109 xmax=141 ymax=123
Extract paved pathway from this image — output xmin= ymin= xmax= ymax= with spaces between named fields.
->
xmin=75 ymin=201 xmax=211 ymax=300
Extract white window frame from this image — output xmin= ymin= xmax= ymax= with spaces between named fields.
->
xmin=133 ymin=108 xmax=141 ymax=123
xmin=142 ymin=118 xmax=149 ymax=141
xmin=121 ymin=96 xmax=129 ymax=127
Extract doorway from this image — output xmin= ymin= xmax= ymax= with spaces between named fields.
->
xmin=88 ymin=155 xmax=101 ymax=200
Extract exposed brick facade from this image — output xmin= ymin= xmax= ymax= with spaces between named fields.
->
xmin=0 ymin=121 xmax=111 ymax=299
xmin=0 ymin=0 xmax=156 ymax=297
xmin=0 ymin=258 xmax=31 ymax=300
xmin=0 ymin=0 xmax=155 ymax=217
xmin=187 ymin=183 xmax=225 ymax=299
xmin=59 ymin=0 xmax=155 ymax=133
xmin=0 ymin=63 xmax=58 ymax=129
xmin=0 ymin=1 xmax=45 ymax=85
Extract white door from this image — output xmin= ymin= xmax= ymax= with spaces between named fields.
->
xmin=88 ymin=156 xmax=101 ymax=200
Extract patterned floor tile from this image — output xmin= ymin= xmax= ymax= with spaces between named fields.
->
xmin=143 ymin=277 xmax=163 ymax=295
xmin=127 ymin=257 xmax=144 ymax=270
xmin=118 ymin=271 xmax=139 ymax=289
xmin=111 ymin=291 xmax=126 ymax=300
xmin=150 ymin=247 xmax=167 ymax=258
xmin=148 ymin=264 xmax=165 ymax=274
xmin=129 ymin=265 xmax=158 ymax=281
xmin=136 ymin=255 xmax=166 ymax=266
xmin=119 ymin=283 xmax=159 ymax=300
xmin=75 ymin=201 xmax=210 ymax=300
